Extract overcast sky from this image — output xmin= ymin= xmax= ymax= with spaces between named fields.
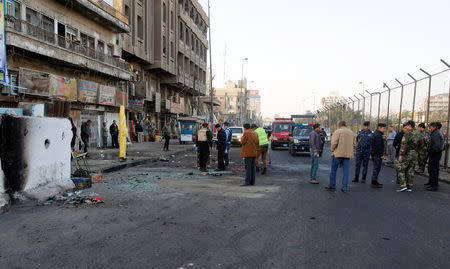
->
xmin=199 ymin=0 xmax=450 ymax=118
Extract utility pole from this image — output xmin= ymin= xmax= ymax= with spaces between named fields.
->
xmin=208 ymin=0 xmax=214 ymax=126
xmin=240 ymin=58 xmax=248 ymax=125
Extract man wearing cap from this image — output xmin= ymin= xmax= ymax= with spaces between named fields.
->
xmin=353 ymin=121 xmax=373 ymax=183
xmin=215 ymin=123 xmax=227 ymax=171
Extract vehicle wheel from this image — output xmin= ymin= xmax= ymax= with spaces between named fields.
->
xmin=289 ymin=145 xmax=295 ymax=156
xmin=179 ymin=140 xmax=182 ymax=144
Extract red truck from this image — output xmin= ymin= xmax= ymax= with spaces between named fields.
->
xmin=271 ymin=118 xmax=295 ymax=149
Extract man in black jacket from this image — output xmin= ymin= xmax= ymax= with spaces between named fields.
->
xmin=426 ymin=122 xmax=444 ymax=191
xmin=81 ymin=120 xmax=92 ymax=153
xmin=370 ymin=123 xmax=386 ymax=188
xmin=110 ymin=120 xmax=119 ymax=148
xmin=215 ymin=123 xmax=227 ymax=171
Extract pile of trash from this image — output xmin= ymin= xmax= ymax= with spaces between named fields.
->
xmin=41 ymin=190 xmax=103 ymax=206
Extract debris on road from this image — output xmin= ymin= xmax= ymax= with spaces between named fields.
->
xmin=40 ymin=191 xmax=104 ymax=207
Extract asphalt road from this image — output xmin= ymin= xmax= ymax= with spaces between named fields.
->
xmin=0 ymin=145 xmax=449 ymax=269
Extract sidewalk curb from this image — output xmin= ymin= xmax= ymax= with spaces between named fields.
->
xmin=100 ymin=147 xmax=193 ymax=174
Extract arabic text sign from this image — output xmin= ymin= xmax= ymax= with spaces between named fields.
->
xmin=99 ymin=85 xmax=116 ymax=106
xmin=50 ymin=75 xmax=77 ymax=101
xmin=78 ymin=80 xmax=98 ymax=103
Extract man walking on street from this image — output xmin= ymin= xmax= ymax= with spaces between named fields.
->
xmin=196 ymin=123 xmax=213 ymax=172
xmin=254 ymin=124 xmax=270 ymax=175
xmin=240 ymin=123 xmax=259 ymax=186
xmin=224 ymin=122 xmax=232 ymax=167
xmin=397 ymin=121 xmax=422 ymax=192
xmin=309 ymin=123 xmax=323 ymax=184
xmin=319 ymin=128 xmax=327 ymax=156
xmin=69 ymin=117 xmax=77 ymax=151
xmin=353 ymin=121 xmax=373 ymax=183
xmin=387 ymin=126 xmax=397 ymax=165
xmin=425 ymin=122 xmax=444 ymax=191
xmin=327 ymin=121 xmax=355 ymax=192
xmin=215 ymin=124 xmax=227 ymax=171
xmin=393 ymin=124 xmax=408 ymax=184
xmin=110 ymin=120 xmax=119 ymax=149
xmin=162 ymin=122 xmax=171 ymax=151
xmin=81 ymin=120 xmax=92 ymax=154
xmin=417 ymin=123 xmax=429 ymax=174
xmin=371 ymin=123 xmax=387 ymax=188
xmin=102 ymin=122 xmax=108 ymax=149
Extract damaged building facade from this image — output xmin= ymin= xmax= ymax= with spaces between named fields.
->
xmin=0 ymin=0 xmax=209 ymax=145
xmin=122 ymin=0 xmax=209 ymax=134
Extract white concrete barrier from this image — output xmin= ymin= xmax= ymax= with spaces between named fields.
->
xmin=1 ymin=115 xmax=73 ymax=201
xmin=0 ymin=159 xmax=7 ymax=209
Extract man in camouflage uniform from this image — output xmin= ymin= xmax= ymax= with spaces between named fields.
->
xmin=396 ymin=121 xmax=423 ymax=192
xmin=352 ymin=121 xmax=373 ymax=183
xmin=416 ymin=123 xmax=429 ymax=174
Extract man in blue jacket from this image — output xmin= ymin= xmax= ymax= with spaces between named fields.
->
xmin=370 ymin=123 xmax=386 ymax=188
xmin=353 ymin=121 xmax=373 ymax=183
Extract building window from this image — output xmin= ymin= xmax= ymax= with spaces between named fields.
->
xmin=107 ymin=44 xmax=114 ymax=56
xmin=137 ymin=15 xmax=143 ymax=39
xmin=179 ymin=22 xmax=184 ymax=40
xmin=170 ymin=41 xmax=174 ymax=58
xmin=163 ymin=2 xmax=167 ymax=24
xmin=163 ymin=36 xmax=167 ymax=55
xmin=185 ymin=28 xmax=189 ymax=46
xmin=171 ymin=11 xmax=174 ymax=30
xmin=97 ymin=40 xmax=105 ymax=53
xmin=191 ymin=35 xmax=194 ymax=51
xmin=124 ymin=4 xmax=130 ymax=21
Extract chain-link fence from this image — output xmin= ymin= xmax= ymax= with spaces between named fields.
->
xmin=317 ymin=59 xmax=450 ymax=170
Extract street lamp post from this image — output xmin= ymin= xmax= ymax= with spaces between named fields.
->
xmin=207 ymin=0 xmax=215 ymax=128
xmin=240 ymin=58 xmax=248 ymax=124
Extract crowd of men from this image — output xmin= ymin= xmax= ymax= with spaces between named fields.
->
xmin=309 ymin=120 xmax=445 ymax=192
xmin=194 ymin=122 xmax=270 ymax=186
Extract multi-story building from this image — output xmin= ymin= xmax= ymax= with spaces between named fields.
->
xmin=215 ymin=80 xmax=245 ymax=125
xmin=321 ymin=91 xmax=346 ymax=107
xmin=248 ymin=89 xmax=261 ymax=124
xmin=2 ymin=0 xmax=131 ymax=147
xmin=120 ymin=0 xmax=208 ymax=131
xmin=0 ymin=0 xmax=209 ymax=143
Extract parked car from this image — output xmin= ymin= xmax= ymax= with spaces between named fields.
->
xmin=289 ymin=125 xmax=314 ymax=156
xmin=229 ymin=126 xmax=244 ymax=146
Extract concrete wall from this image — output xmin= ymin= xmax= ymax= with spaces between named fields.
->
xmin=0 ymin=115 xmax=73 ymax=202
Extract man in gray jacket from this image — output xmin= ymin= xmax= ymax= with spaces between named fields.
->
xmin=309 ymin=123 xmax=323 ymax=184
xmin=426 ymin=122 xmax=444 ymax=191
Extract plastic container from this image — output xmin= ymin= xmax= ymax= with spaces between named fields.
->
xmin=71 ymin=177 xmax=92 ymax=189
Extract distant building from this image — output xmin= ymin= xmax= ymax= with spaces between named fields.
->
xmin=321 ymin=91 xmax=346 ymax=107
xmin=214 ymin=81 xmax=243 ymax=124
xmin=248 ymin=90 xmax=261 ymax=124
xmin=418 ymin=93 xmax=449 ymax=112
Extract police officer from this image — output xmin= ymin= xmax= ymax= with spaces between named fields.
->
xmin=397 ymin=121 xmax=422 ymax=192
xmin=353 ymin=121 xmax=373 ymax=183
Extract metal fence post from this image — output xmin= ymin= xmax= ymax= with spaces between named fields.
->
xmin=377 ymin=92 xmax=381 ymax=125
xmin=441 ymin=59 xmax=450 ymax=169
xmin=359 ymin=93 xmax=365 ymax=123
xmin=395 ymin=78 xmax=404 ymax=130
xmin=354 ymin=95 xmax=361 ymax=126
xmin=420 ymin=68 xmax=432 ymax=124
xmin=408 ymin=73 xmax=418 ymax=121
xmin=366 ymin=90 xmax=373 ymax=126
xmin=383 ymin=83 xmax=391 ymax=125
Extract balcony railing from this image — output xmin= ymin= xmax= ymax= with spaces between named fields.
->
xmin=6 ymin=16 xmax=129 ymax=71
